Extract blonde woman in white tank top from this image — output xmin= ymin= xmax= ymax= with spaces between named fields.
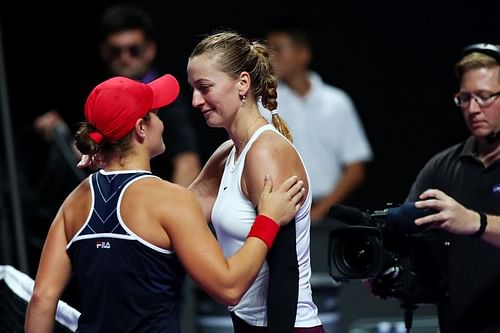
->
xmin=187 ymin=31 xmax=325 ymax=333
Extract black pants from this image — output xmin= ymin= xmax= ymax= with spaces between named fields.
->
xmin=230 ymin=312 xmax=326 ymax=333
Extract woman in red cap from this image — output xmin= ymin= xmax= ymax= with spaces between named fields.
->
xmin=25 ymin=74 xmax=304 ymax=333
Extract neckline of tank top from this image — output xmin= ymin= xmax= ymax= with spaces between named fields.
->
xmin=229 ymin=124 xmax=274 ymax=173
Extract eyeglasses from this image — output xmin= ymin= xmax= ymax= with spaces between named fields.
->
xmin=103 ymin=43 xmax=146 ymax=61
xmin=453 ymin=91 xmax=500 ymax=108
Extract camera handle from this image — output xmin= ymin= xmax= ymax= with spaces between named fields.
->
xmin=400 ymin=301 xmax=418 ymax=332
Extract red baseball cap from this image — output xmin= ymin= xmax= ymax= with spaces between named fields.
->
xmin=84 ymin=73 xmax=180 ymax=143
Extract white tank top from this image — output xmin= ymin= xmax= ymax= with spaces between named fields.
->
xmin=211 ymin=124 xmax=321 ymax=327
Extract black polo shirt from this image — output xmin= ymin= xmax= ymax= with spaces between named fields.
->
xmin=406 ymin=136 xmax=500 ymax=333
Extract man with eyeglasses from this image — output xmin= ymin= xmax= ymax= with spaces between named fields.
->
xmin=367 ymin=43 xmax=500 ymax=333
xmin=99 ymin=4 xmax=158 ymax=84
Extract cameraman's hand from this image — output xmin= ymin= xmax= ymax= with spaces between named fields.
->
xmin=414 ymin=189 xmax=480 ymax=236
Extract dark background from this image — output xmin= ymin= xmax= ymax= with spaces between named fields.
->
xmin=3 ymin=0 xmax=500 ymax=208
xmin=2 ymin=1 xmax=500 ymax=331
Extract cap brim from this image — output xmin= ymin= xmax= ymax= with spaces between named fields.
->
xmin=148 ymin=74 xmax=180 ymax=109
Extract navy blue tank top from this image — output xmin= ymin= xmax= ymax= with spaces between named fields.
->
xmin=66 ymin=170 xmax=185 ymax=333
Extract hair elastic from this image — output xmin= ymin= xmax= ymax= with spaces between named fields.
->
xmin=89 ymin=131 xmax=104 ymax=144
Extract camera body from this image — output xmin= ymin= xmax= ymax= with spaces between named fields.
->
xmin=328 ymin=203 xmax=446 ymax=304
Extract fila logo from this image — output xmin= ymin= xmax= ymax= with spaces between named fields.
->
xmin=96 ymin=241 xmax=111 ymax=249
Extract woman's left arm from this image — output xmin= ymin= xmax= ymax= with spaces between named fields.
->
xmin=244 ymin=133 xmax=307 ymax=333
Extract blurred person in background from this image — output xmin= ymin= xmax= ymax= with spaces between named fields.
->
xmin=262 ymin=18 xmax=373 ymax=224
xmin=261 ymin=18 xmax=374 ymax=332
xmin=98 ymin=3 xmax=201 ymax=186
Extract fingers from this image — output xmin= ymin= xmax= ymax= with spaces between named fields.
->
xmin=418 ymin=188 xmax=445 ymax=200
xmin=414 ymin=199 xmax=439 ymax=210
xmin=77 ymin=155 xmax=91 ymax=168
xmin=416 ymin=188 xmax=457 ymax=214
xmin=288 ymin=180 xmax=305 ymax=213
xmin=416 ymin=189 xmax=447 ymax=210
xmin=279 ymin=176 xmax=304 ymax=212
xmin=77 ymin=154 xmax=107 ymax=170
xmin=262 ymin=174 xmax=273 ymax=194
xmin=289 ymin=180 xmax=305 ymax=202
xmin=278 ymin=175 xmax=299 ymax=192
xmin=414 ymin=214 xmax=438 ymax=227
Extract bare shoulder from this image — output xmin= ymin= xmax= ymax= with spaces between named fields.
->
xmin=244 ymin=129 xmax=308 ymax=197
xmin=129 ymin=176 xmax=197 ymax=206
xmin=140 ymin=178 xmax=207 ymax=234
xmin=247 ymin=130 xmax=298 ymax=165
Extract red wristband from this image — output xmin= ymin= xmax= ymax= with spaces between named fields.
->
xmin=247 ymin=215 xmax=280 ymax=249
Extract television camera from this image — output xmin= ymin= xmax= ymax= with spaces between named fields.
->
xmin=327 ymin=203 xmax=448 ymax=331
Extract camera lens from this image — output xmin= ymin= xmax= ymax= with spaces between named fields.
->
xmin=336 ymin=236 xmax=378 ymax=276
xmin=332 ymin=234 xmax=383 ymax=278
xmin=340 ymin=237 xmax=375 ymax=271
xmin=329 ymin=226 xmax=384 ymax=280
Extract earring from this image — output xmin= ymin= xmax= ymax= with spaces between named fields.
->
xmin=241 ymin=94 xmax=246 ymax=104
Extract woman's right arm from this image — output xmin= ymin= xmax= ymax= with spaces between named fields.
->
xmin=25 ymin=207 xmax=72 ymax=333
xmin=164 ymin=174 xmax=303 ymax=305
xmin=25 ymin=179 xmax=89 ymax=333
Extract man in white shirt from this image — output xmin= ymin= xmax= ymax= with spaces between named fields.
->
xmin=260 ymin=18 xmax=374 ymax=333
xmin=262 ymin=19 xmax=373 ymax=224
